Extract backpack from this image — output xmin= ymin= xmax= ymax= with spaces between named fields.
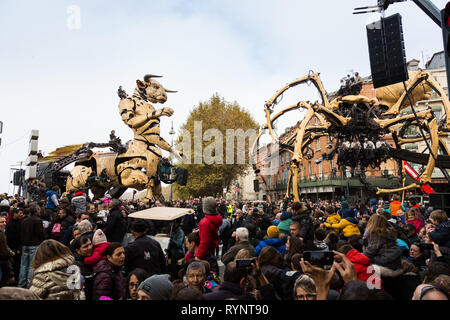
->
xmin=51 ymin=223 xmax=62 ymax=239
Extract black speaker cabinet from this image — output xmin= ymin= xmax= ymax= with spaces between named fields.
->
xmin=367 ymin=13 xmax=409 ymax=88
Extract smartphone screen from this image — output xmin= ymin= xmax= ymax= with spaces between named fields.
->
xmin=304 ymin=251 xmax=334 ymax=270
xmin=236 ymin=259 xmax=253 ymax=268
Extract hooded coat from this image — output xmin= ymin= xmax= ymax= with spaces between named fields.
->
xmin=45 ymin=190 xmax=59 ymax=210
xmin=71 ymin=195 xmax=86 ymax=215
xmin=92 ymin=259 xmax=125 ymax=300
xmin=325 ymin=208 xmax=360 ymax=238
xmin=255 ymin=238 xmax=286 ymax=256
xmin=363 ymin=234 xmax=402 ymax=271
xmin=29 ymin=255 xmax=81 ymax=300
xmin=407 ymin=218 xmax=423 ymax=234
xmin=196 ymin=213 xmax=223 ymax=260
xmin=345 ymin=249 xmax=381 ymax=286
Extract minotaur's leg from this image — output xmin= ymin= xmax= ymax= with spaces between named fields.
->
xmin=117 ymin=157 xmax=149 ymax=188
xmin=285 ymin=168 xmax=292 ymax=199
xmin=291 ymin=164 xmax=300 ymax=202
xmin=418 ymin=118 xmax=439 ymax=184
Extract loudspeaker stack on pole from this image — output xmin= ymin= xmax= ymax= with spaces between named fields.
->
xmin=25 ymin=130 xmax=39 ymax=187
xmin=367 ymin=13 xmax=409 ymax=88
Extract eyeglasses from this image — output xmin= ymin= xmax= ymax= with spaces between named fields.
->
xmin=295 ymin=293 xmax=317 ymax=300
xmin=129 ymin=282 xmax=139 ymax=288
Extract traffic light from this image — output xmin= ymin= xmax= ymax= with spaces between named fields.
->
xmin=441 ymin=2 xmax=450 ymax=93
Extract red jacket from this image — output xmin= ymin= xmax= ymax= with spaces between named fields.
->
xmin=84 ymin=242 xmax=110 ymax=267
xmin=346 ymin=249 xmax=382 ymax=289
xmin=407 ymin=218 xmax=423 ymax=234
xmin=196 ymin=213 xmax=223 ymax=260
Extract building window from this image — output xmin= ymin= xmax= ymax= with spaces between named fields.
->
xmin=316 ymin=138 xmax=321 ymax=151
xmin=319 ymin=162 xmax=323 ymax=178
xmin=309 ymin=161 xmax=312 ymax=177
xmin=286 ymin=152 xmax=290 ymax=163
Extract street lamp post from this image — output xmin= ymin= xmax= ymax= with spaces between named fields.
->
xmin=169 ymin=121 xmax=175 ymax=202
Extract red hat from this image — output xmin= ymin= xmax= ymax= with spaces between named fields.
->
xmin=74 ymin=192 xmax=83 ymax=197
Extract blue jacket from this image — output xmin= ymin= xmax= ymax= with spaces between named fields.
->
xmin=255 ymin=238 xmax=286 ymax=256
xmin=45 ymin=190 xmax=59 ymax=209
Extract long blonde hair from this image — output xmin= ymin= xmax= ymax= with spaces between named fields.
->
xmin=366 ymin=214 xmax=397 ymax=246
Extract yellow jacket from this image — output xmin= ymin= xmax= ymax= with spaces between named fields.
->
xmin=325 ymin=218 xmax=361 ymax=238
xmin=326 ymin=213 xmax=341 ymax=225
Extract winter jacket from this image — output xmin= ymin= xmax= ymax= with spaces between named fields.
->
xmin=363 ymin=234 xmax=402 ymax=270
xmin=84 ymin=242 xmax=110 ymax=267
xmin=345 ymin=249 xmax=380 ymax=285
xmin=428 ymin=221 xmax=450 ymax=248
xmin=203 ymin=281 xmax=244 ymax=300
xmin=277 ymin=211 xmax=292 ymax=235
xmin=168 ymin=226 xmax=185 ymax=260
xmin=5 ymin=218 xmax=21 ymax=250
xmin=45 ymin=190 xmax=59 ymax=210
xmin=407 ymin=218 xmax=423 ymax=234
xmin=325 ymin=217 xmax=361 ymax=238
xmin=92 ymin=259 xmax=125 ymax=300
xmin=103 ymin=208 xmax=127 ymax=244
xmin=255 ymin=238 xmax=286 ymax=256
xmin=221 ymin=241 xmax=256 ymax=265
xmin=196 ymin=213 xmax=223 ymax=260
xmin=260 ymin=264 xmax=285 ymax=299
xmin=124 ymin=235 xmax=166 ymax=276
xmin=74 ymin=253 xmax=94 ymax=300
xmin=389 ymin=200 xmax=404 ymax=216
xmin=21 ymin=215 xmax=46 ymax=247
xmin=29 ymin=255 xmax=81 ymax=300
xmin=60 ymin=215 xmax=76 ymax=246
xmin=326 ymin=213 xmax=341 ymax=225
xmin=0 ymin=230 xmax=14 ymax=264
xmin=71 ymin=195 xmax=86 ymax=214
xmin=369 ymin=199 xmax=378 ymax=215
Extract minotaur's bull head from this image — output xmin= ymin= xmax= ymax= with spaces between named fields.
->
xmin=136 ymin=74 xmax=177 ymax=103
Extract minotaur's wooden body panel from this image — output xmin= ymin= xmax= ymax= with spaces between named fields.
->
xmin=254 ymin=70 xmax=450 ymax=201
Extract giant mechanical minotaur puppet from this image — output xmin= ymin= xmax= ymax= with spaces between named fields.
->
xmin=38 ymin=74 xmax=183 ymax=201
xmin=251 ymin=70 xmax=450 ymax=202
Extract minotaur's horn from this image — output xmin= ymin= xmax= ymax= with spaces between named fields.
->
xmin=164 ymin=88 xmax=178 ymax=93
xmin=143 ymin=74 xmax=163 ymax=82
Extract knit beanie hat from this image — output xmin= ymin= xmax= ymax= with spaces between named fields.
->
xmin=92 ymin=229 xmax=108 ymax=246
xmin=267 ymin=225 xmax=279 ymax=239
xmin=341 ymin=201 xmax=349 ymax=210
xmin=138 ymin=274 xmax=173 ymax=300
xmin=202 ymin=196 xmax=217 ymax=214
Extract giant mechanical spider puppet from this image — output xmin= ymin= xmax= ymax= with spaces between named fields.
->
xmin=251 ymin=70 xmax=450 ymax=202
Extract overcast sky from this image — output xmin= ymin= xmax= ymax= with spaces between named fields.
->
xmin=0 ymin=0 xmax=448 ymax=195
